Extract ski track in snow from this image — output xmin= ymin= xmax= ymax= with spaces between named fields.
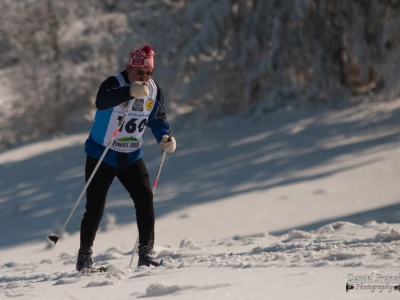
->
xmin=1 ymin=221 xmax=400 ymax=298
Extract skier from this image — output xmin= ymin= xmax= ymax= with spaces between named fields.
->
xmin=76 ymin=45 xmax=176 ymax=271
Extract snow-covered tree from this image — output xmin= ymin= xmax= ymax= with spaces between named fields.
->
xmin=0 ymin=0 xmax=129 ymax=144
xmin=1 ymin=0 xmax=400 ymax=147
xmin=146 ymin=0 xmax=400 ymax=122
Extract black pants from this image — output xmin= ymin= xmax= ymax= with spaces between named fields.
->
xmin=79 ymin=155 xmax=154 ymax=254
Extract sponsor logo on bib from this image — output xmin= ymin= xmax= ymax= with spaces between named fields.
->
xmin=145 ymin=99 xmax=154 ymax=111
xmin=133 ymin=99 xmax=144 ymax=111
xmin=113 ymin=136 xmax=140 ymax=149
xmin=120 ymin=100 xmax=130 ymax=109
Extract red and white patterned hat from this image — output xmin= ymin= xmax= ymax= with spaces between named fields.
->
xmin=126 ymin=45 xmax=154 ymax=69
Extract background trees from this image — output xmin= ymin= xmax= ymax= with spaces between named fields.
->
xmin=1 ymin=0 xmax=400 ymax=148
xmin=0 ymin=0 xmax=128 ymax=145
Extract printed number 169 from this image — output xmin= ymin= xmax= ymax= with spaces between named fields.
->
xmin=117 ymin=117 xmax=147 ymax=134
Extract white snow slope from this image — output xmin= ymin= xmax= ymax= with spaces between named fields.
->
xmin=0 ymin=100 xmax=400 ymax=299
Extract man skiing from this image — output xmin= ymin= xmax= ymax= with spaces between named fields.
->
xmin=76 ymin=45 xmax=176 ymax=271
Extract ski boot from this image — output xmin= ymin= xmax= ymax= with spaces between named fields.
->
xmin=138 ymin=246 xmax=160 ymax=267
xmin=76 ymin=249 xmax=93 ymax=271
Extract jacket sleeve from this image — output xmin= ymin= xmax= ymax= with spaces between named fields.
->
xmin=146 ymin=84 xmax=172 ymax=143
xmin=95 ymin=76 xmax=132 ymax=110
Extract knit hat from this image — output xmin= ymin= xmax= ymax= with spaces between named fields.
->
xmin=126 ymin=45 xmax=154 ymax=69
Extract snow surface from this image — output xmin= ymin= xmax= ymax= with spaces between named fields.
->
xmin=0 ymin=100 xmax=400 ymax=299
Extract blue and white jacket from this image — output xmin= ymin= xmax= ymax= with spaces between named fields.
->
xmin=85 ymin=70 xmax=171 ymax=170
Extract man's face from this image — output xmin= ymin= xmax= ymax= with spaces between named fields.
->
xmin=127 ymin=67 xmax=154 ymax=83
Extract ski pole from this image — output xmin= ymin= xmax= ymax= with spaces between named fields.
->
xmin=128 ymin=150 xmax=167 ymax=268
xmin=48 ymin=100 xmax=135 ymax=244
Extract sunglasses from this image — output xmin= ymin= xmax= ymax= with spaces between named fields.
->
xmin=135 ymin=69 xmax=154 ymax=76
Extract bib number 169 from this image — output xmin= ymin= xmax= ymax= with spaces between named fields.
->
xmin=117 ymin=117 xmax=147 ymax=134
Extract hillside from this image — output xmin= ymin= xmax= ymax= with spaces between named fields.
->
xmin=0 ymin=99 xmax=399 ymax=299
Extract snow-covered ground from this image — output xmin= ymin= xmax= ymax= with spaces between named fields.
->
xmin=0 ymin=99 xmax=400 ymax=299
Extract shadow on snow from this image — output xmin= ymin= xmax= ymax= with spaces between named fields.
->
xmin=0 ymin=105 xmax=400 ymax=248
